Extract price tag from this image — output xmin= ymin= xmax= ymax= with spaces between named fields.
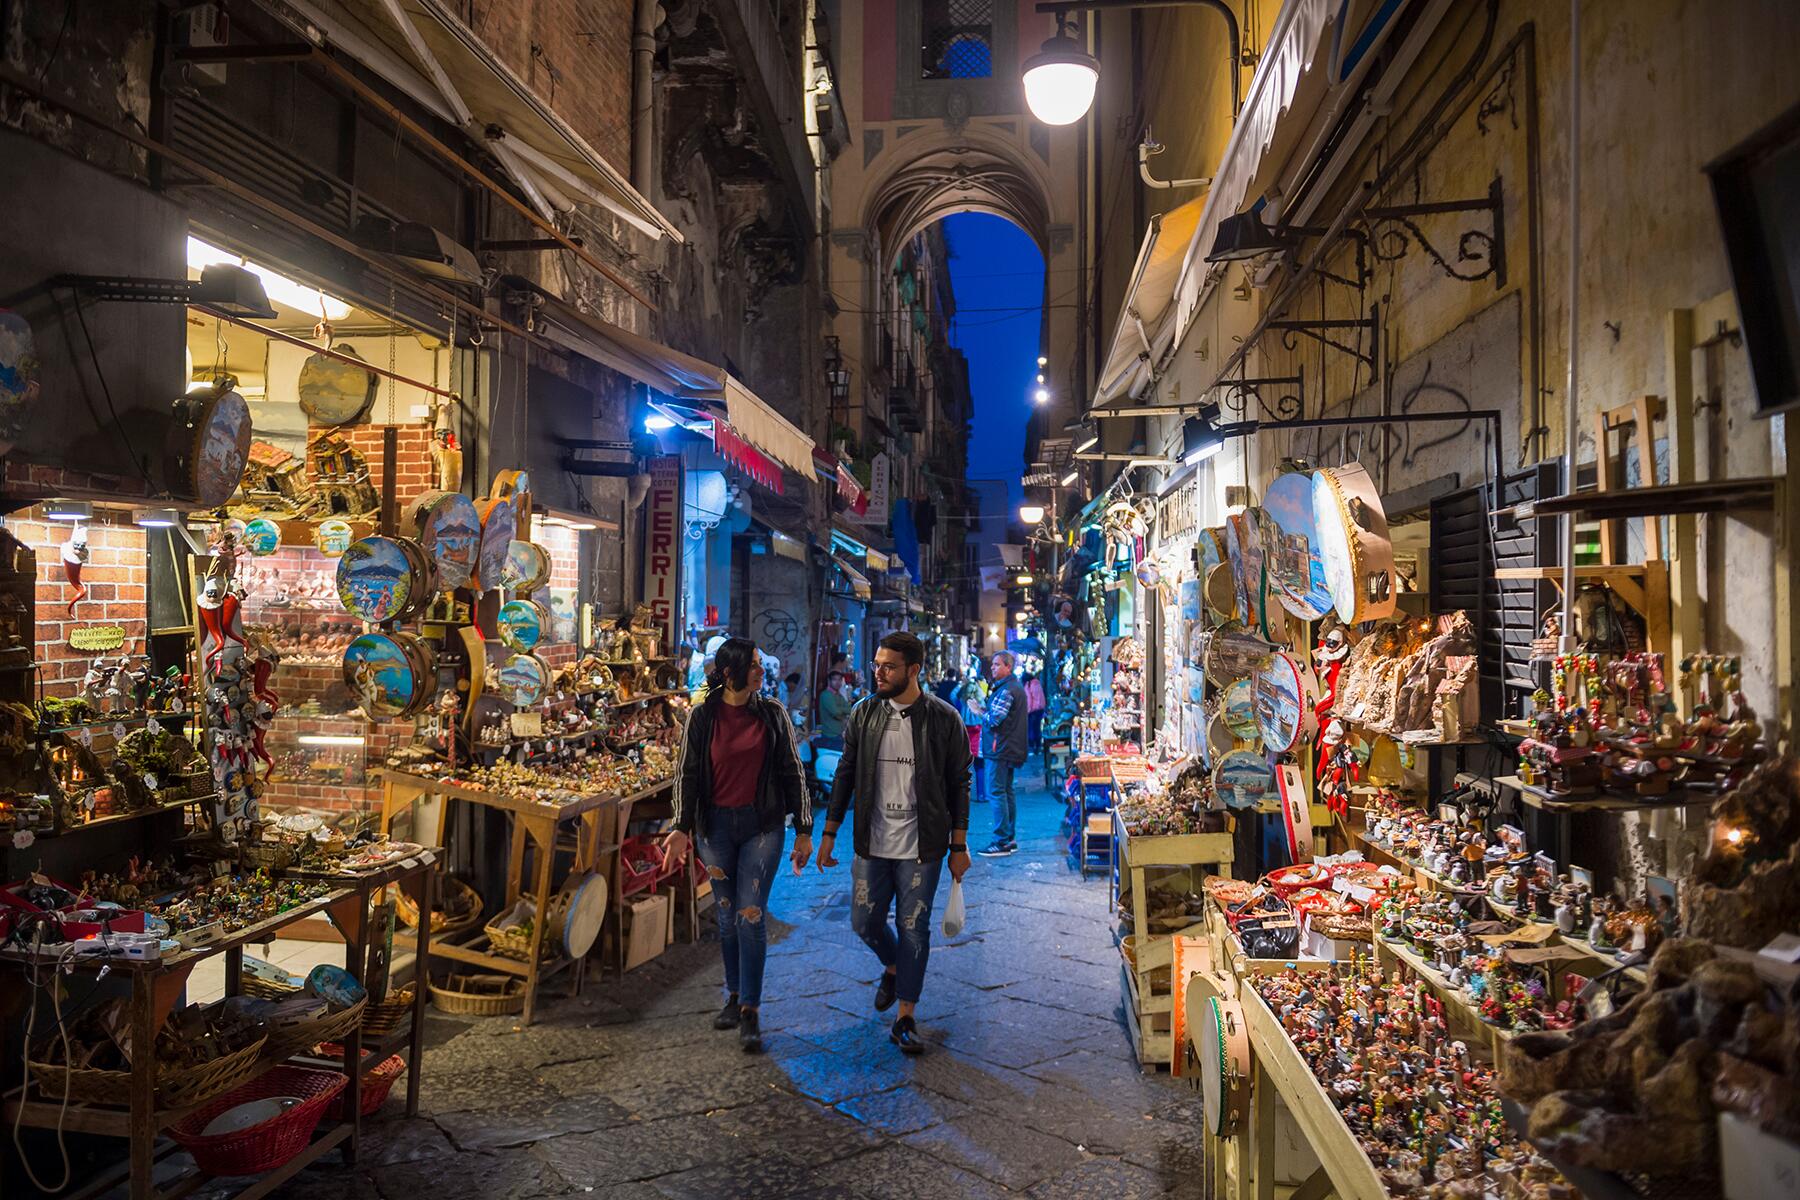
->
xmin=112 ymin=723 xmax=127 ymax=742
xmin=83 ymin=792 xmax=97 ymax=811
xmin=1332 ymin=874 xmax=1356 ymax=895
xmin=398 ymin=857 xmax=420 ymax=872
xmin=147 ymin=718 xmax=163 ymax=736
xmin=172 ymin=698 xmax=185 ymax=714
xmin=78 ymin=727 xmax=93 ymax=747
xmin=419 ymin=849 xmax=437 ymax=865
xmin=1351 ymin=703 xmax=1368 ymax=721
xmin=1348 ymin=883 xmax=1377 ymax=905
xmin=143 ymin=773 xmax=159 ymax=792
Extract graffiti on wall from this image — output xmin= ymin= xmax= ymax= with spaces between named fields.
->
xmin=755 ymin=608 xmax=801 ymax=655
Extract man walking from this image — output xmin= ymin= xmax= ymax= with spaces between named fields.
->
xmin=817 ymin=670 xmax=851 ymax=742
xmin=978 ymin=651 xmax=1028 ymax=857
xmin=816 ymin=631 xmax=971 ymax=1054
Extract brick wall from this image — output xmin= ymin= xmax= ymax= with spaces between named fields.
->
xmin=334 ymin=423 xmax=438 ymax=518
xmin=7 ymin=512 xmax=149 ymax=697
xmin=459 ymin=0 xmax=636 ymax=171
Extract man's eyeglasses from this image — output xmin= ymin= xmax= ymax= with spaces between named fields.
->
xmin=872 ymin=662 xmax=908 ymax=675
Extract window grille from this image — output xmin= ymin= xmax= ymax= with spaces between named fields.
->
xmin=922 ymin=0 xmax=994 ymax=79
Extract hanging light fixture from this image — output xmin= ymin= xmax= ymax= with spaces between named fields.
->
xmin=1018 ymin=503 xmax=1046 ymax=525
xmin=1022 ymin=13 xmax=1099 ymax=127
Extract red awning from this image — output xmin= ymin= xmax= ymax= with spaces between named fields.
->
xmin=710 ymin=418 xmax=784 ymax=494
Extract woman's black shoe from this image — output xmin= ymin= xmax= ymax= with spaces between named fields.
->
xmin=874 ymin=971 xmax=897 ymax=1011
xmin=714 ymin=996 xmax=741 ymax=1029
xmin=739 ymin=1009 xmax=763 ymax=1053
xmin=890 ymin=1015 xmax=924 ymax=1055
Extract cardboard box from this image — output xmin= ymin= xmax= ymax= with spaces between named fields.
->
xmin=622 ymin=893 xmax=671 ymax=970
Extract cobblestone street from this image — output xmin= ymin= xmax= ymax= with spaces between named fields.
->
xmin=218 ymin=777 xmax=1205 ymax=1199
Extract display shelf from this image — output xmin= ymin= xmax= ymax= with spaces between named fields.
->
xmin=37 ymin=711 xmax=193 ymax=737
xmin=1494 ymin=774 xmax=1715 ymax=814
xmin=53 ymin=792 xmax=214 ymax=837
xmin=1373 ymin=934 xmax=1515 ymax=1059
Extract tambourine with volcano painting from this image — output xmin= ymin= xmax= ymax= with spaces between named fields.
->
xmin=502 ymin=540 xmax=551 ymax=593
xmin=337 ymin=536 xmax=428 ymax=623
xmin=166 ymin=386 xmax=253 ymax=508
xmin=473 ymin=497 xmax=517 ymax=592
xmin=412 ymin=491 xmax=481 ymax=592
xmin=342 ymin=630 xmax=437 ymax=719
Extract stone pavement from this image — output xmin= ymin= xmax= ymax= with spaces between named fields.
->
xmin=198 ymin=776 xmax=1208 ymax=1199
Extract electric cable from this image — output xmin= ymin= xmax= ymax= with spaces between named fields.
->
xmin=11 ymin=933 xmax=78 ymax=1194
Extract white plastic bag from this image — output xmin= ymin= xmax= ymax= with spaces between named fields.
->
xmin=941 ymin=878 xmax=966 ymax=937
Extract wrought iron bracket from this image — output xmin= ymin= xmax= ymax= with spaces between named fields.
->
xmin=1266 ymin=304 xmax=1380 ymax=371
xmin=1362 ymin=176 xmax=1507 ymax=288
xmin=1221 ymin=371 xmax=1305 ymax=420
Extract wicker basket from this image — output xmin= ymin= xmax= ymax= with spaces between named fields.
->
xmin=264 ymin=996 xmax=366 ymax=1059
xmin=1121 ymin=934 xmax=1139 ymax=969
xmin=168 ymin=1065 xmax=346 ymax=1176
xmin=242 ymin=973 xmax=301 ymax=1000
xmin=360 ymin=987 xmax=415 ymax=1038
xmin=391 ymin=873 xmax=481 ymax=936
xmin=29 ymin=1035 xmax=267 ymax=1111
xmin=429 ymin=973 xmax=525 ymax=1016
xmin=318 ymin=1046 xmax=407 ymax=1119
xmin=483 ymin=890 xmax=573 ymax=961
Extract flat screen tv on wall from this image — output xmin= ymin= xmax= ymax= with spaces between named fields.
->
xmin=1707 ymin=100 xmax=1800 ymax=419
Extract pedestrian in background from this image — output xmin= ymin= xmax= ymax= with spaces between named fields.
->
xmin=818 ymin=670 xmax=851 ymax=743
xmin=1024 ymin=671 xmax=1046 ymax=753
xmin=978 ymin=651 xmax=1028 ymax=857
xmin=816 ymin=631 xmax=971 ymax=1054
xmin=960 ymin=664 xmax=988 ymax=804
xmin=662 ymin=638 xmax=812 ymax=1053
xmin=933 ymin=667 xmax=961 ymax=706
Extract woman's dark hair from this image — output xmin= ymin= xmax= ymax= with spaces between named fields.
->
xmin=784 ymin=671 xmax=801 ymax=685
xmin=707 ymin=637 xmax=758 ymax=692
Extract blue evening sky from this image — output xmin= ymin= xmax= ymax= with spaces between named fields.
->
xmin=943 ymin=212 xmax=1044 ymax=516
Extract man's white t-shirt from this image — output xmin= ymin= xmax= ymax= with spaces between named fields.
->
xmin=869 ymin=699 xmax=919 ymax=859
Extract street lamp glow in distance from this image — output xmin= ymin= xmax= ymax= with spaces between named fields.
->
xmin=1022 ymin=16 xmax=1100 ymax=126
xmin=1019 ymin=503 xmax=1046 ymax=524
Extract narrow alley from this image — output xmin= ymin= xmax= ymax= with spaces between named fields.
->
xmin=227 ymin=779 xmax=1203 ymax=1200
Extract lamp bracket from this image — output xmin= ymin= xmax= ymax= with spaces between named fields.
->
xmin=1267 ymin=306 xmax=1379 ymax=371
xmin=1361 ymin=176 xmax=1506 ymax=287
xmin=1221 ymin=371 xmax=1304 ymax=421
xmin=55 ymin=275 xmax=192 ymax=306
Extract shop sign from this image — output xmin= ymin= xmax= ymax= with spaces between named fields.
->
xmin=68 ymin=624 xmax=127 ymax=652
xmin=848 ymin=452 xmax=891 ymax=527
xmin=643 ymin=455 xmax=684 ymax=649
xmin=1159 ymin=479 xmax=1203 ymax=540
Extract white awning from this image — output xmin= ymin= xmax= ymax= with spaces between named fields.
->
xmin=536 ymin=297 xmax=816 ymax=476
xmin=1168 ymin=0 xmax=1410 ymax=350
xmin=830 ymin=554 xmax=872 ymax=600
xmin=293 ymin=0 xmax=679 ymax=241
xmin=1093 ymin=194 xmax=1208 ymax=409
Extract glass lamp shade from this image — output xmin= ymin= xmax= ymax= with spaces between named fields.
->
xmin=1022 ymin=39 xmax=1099 ymax=126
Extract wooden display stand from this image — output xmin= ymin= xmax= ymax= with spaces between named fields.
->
xmin=1114 ymin=813 xmax=1234 ymax=1069
xmin=377 ymin=768 xmax=691 ymax=1022
xmin=0 ymin=856 xmax=435 ymax=1200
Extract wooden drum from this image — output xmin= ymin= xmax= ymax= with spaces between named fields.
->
xmin=1311 ymin=463 xmax=1397 ymax=624
xmin=1199 ymin=994 xmax=1251 ymax=1137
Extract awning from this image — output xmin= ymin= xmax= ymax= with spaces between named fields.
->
xmin=1093 ymin=195 xmax=1208 ymax=410
xmin=534 ymin=294 xmax=817 ymax=475
xmin=710 ymin=418 xmax=784 ymax=494
xmin=311 ymin=0 xmax=680 ymax=241
xmin=1168 ymin=0 xmax=1410 ymax=349
xmin=830 ymin=554 xmax=872 ymax=600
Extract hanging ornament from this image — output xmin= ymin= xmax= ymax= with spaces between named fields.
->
xmin=60 ymin=523 xmax=90 ymax=615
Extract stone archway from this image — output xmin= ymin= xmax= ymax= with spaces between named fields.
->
xmin=859 ymin=126 xmax=1057 ymax=260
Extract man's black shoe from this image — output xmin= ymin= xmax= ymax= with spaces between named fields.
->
xmin=890 ymin=1015 xmax=925 ymax=1055
xmin=874 ymin=971 xmax=897 ymax=1012
xmin=713 ymin=996 xmax=741 ymax=1029
xmin=739 ymin=1009 xmax=763 ymax=1053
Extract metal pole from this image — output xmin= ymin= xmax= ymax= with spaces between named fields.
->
xmin=1560 ymin=0 xmax=1581 ymax=652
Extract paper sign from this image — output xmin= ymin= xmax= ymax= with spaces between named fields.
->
xmin=1504 ymin=945 xmax=1589 ymax=966
xmin=1759 ymin=932 xmax=1800 ymax=964
xmin=68 ymin=624 xmax=128 ymax=652
xmin=1476 ymin=922 xmax=1559 ymax=947
xmin=510 ymin=711 xmax=544 ymax=737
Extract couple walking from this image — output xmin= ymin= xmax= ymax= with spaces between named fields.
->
xmin=661 ymin=632 xmax=972 ymax=1054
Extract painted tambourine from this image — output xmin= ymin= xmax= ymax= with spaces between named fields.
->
xmin=559 ymin=872 xmax=608 ymax=959
xmin=315 ymin=519 xmax=354 ymax=557
xmin=496 ymin=653 xmax=548 ymax=707
xmin=296 ymin=344 xmax=377 ymax=426
xmin=167 ymin=387 xmax=252 ymax=507
xmin=1203 ymin=563 xmax=1237 ymax=622
xmin=1220 ymin=679 xmax=1260 ymax=743
xmin=1199 ymin=994 xmax=1251 ymax=1137
xmin=473 ymin=497 xmax=517 ymax=592
xmin=393 ymin=537 xmax=435 ymax=621
xmin=1311 ymin=463 xmax=1397 ymax=624
xmin=1252 ymin=651 xmax=1319 ymax=752
xmin=342 ymin=632 xmax=421 ymax=718
xmin=243 ymin=518 xmax=280 ymax=556
xmin=0 ymin=308 xmax=42 ymax=456
xmin=412 ymin=491 xmax=481 ymax=592
xmin=1277 ymin=764 xmax=1314 ymax=863
xmin=491 ymin=470 xmax=533 ymax=525
xmin=336 ymin=536 xmax=419 ymax=622
xmin=502 ymin=540 xmax=551 ymax=593
xmin=497 ymin=599 xmax=548 ymax=651
xmin=1203 ymin=629 xmax=1271 ymax=687
xmin=1262 ymin=470 xmax=1334 ymax=620
xmin=1225 ymin=512 xmax=1265 ymax=633
xmin=1213 ymin=749 xmax=1273 ymax=810
xmin=1206 ymin=709 xmax=1236 ymax=764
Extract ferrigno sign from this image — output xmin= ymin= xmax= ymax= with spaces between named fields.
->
xmin=643 ymin=455 xmax=684 ymax=650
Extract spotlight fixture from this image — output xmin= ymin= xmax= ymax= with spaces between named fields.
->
xmin=46 ymin=499 xmax=93 ymax=522
xmin=1060 ymin=469 xmax=1080 ymax=487
xmin=1016 ymin=572 xmax=1035 ymax=586
xmin=132 ymin=507 xmax=182 ymax=528
xmin=1074 ymin=433 xmax=1099 ymax=454
xmin=643 ymin=414 xmax=675 ymax=432
xmin=1206 ymin=206 xmax=1328 ymax=264
xmin=1018 ymin=503 xmax=1046 ymax=525
xmin=1182 ymin=413 xmax=1226 ymax=465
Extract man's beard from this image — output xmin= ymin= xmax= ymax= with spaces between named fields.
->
xmin=875 ymin=674 xmax=907 ymax=699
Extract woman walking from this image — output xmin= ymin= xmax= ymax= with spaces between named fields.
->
xmin=661 ymin=638 xmax=813 ymax=1051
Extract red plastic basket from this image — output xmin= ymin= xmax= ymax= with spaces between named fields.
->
xmin=167 ymin=1065 xmax=347 ymax=1176
xmin=317 ymin=1044 xmax=407 ymax=1119
xmin=619 ymin=835 xmax=665 ymax=895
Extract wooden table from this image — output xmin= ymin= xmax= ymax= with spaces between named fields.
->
xmin=377 ymin=769 xmax=678 ymax=1022
xmin=1 ymin=854 xmax=434 ymax=1200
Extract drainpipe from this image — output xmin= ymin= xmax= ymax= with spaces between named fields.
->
xmin=1559 ymin=0 xmax=1580 ymax=652
xmin=631 ymin=0 xmax=657 ymax=194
